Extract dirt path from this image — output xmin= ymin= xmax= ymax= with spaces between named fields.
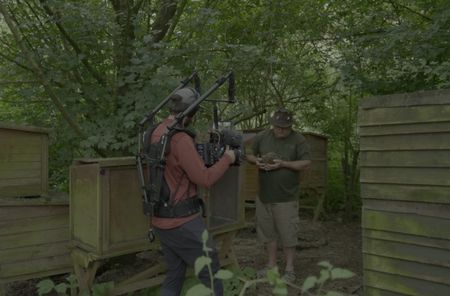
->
xmin=234 ymin=219 xmax=362 ymax=295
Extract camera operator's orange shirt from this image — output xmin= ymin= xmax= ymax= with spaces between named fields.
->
xmin=150 ymin=118 xmax=233 ymax=229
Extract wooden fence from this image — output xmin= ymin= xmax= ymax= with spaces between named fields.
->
xmin=359 ymin=89 xmax=450 ymax=295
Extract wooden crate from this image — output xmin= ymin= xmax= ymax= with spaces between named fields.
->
xmin=0 ymin=123 xmax=49 ymax=198
xmin=359 ymin=89 xmax=450 ymax=295
xmin=70 ymin=157 xmax=245 ymax=258
xmin=0 ymin=195 xmax=72 ymax=287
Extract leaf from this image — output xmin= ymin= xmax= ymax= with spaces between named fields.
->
xmin=202 ymin=230 xmax=209 ymax=242
xmin=301 ymin=276 xmax=317 ymax=293
xmin=331 ymin=268 xmax=355 ymax=280
xmin=66 ymin=274 xmax=77 ymax=286
xmin=92 ymin=282 xmax=114 ymax=296
xmin=54 ymin=283 xmax=68 ymax=294
xmin=325 ymin=291 xmax=344 ymax=296
xmin=266 ymin=267 xmax=280 ymax=285
xmin=317 ymin=269 xmax=331 ymax=284
xmin=37 ymin=279 xmax=55 ymax=295
xmin=185 ymin=283 xmax=213 ymax=296
xmin=272 ymin=285 xmax=288 ymax=295
xmin=318 ymin=261 xmax=333 ymax=269
xmin=214 ymin=269 xmax=234 ymax=280
xmin=194 ymin=256 xmax=212 ymax=276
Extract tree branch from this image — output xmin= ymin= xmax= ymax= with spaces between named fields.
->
xmin=386 ymin=0 xmax=433 ymax=22
xmin=152 ymin=0 xmax=178 ymax=42
xmin=164 ymin=0 xmax=188 ymax=41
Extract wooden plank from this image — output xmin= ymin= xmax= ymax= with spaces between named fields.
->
xmin=360 ymin=183 xmax=450 ymax=204
xmin=0 ymin=267 xmax=72 ymax=286
xmin=359 ymin=105 xmax=450 ymax=126
xmin=360 ymin=150 xmax=450 ymax=167
xmin=359 ymin=121 xmax=450 ymax=136
xmin=112 ymin=275 xmax=165 ymax=296
xmin=0 ymin=132 xmax=43 ymax=146
xmin=363 ymin=199 xmax=450 ymax=219
xmin=360 ymin=167 xmax=450 ymax=186
xmin=363 ymin=229 xmax=450 ymax=250
xmin=0 ymin=169 xmax=41 ymax=179
xmin=364 ymin=254 xmax=450 ymax=285
xmin=0 ymin=144 xmax=43 ymax=154
xmin=0 ymin=214 xmax=68 ymax=235
xmin=362 ymin=209 xmax=450 ymax=239
xmin=0 ymin=254 xmax=72 ymax=278
xmin=0 ymin=185 xmax=42 ymax=198
xmin=0 ymin=123 xmax=49 ymax=134
xmin=0 ymin=241 xmax=69 ymax=264
xmin=360 ymin=133 xmax=450 ymax=151
xmin=70 ymin=164 xmax=99 ymax=251
xmin=0 ymin=205 xmax=68 ymax=221
xmin=0 ymin=153 xmax=41 ymax=162
xmin=363 ymin=237 xmax=450 ymax=267
xmin=360 ymin=89 xmax=450 ymax=109
xmin=73 ymin=157 xmax=135 ymax=167
xmin=364 ymin=269 xmax=450 ymax=296
xmin=0 ymin=177 xmax=41 ymax=187
xmin=0 ymin=227 xmax=69 ymax=249
xmin=0 ymin=162 xmax=41 ymax=170
xmin=364 ymin=286 xmax=411 ymax=296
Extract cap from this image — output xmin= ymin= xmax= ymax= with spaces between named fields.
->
xmin=168 ymin=87 xmax=199 ymax=115
xmin=269 ymin=108 xmax=294 ymax=128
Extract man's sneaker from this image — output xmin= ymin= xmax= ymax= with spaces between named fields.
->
xmin=282 ymin=270 xmax=296 ymax=283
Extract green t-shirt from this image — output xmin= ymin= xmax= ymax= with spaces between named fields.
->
xmin=251 ymin=129 xmax=311 ymax=203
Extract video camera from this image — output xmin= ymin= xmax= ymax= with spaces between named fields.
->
xmin=196 ymin=125 xmax=243 ymax=167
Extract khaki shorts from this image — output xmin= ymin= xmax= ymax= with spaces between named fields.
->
xmin=256 ymin=199 xmax=300 ymax=248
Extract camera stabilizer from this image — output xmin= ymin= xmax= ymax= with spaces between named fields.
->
xmin=136 ymin=71 xmax=243 ymax=222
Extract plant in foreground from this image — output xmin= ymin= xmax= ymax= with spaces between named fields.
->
xmin=187 ymin=230 xmax=355 ymax=296
xmin=37 ymin=274 xmax=114 ymax=296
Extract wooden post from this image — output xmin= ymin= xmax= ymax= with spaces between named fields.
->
xmin=71 ymin=248 xmax=103 ymax=294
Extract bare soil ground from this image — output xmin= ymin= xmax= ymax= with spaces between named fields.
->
xmin=5 ymin=218 xmax=362 ymax=296
xmin=234 ymin=218 xmax=362 ymax=295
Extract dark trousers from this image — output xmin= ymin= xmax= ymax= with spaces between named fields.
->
xmin=154 ymin=216 xmax=223 ymax=296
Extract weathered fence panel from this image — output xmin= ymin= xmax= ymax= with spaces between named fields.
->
xmin=359 ymin=89 xmax=450 ymax=295
xmin=0 ymin=124 xmax=49 ymax=198
xmin=0 ymin=196 xmax=72 ymax=288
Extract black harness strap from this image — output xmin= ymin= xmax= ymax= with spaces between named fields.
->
xmin=143 ymin=123 xmax=203 ymax=218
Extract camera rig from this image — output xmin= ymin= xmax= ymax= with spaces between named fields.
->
xmin=136 ymin=71 xmax=243 ymax=220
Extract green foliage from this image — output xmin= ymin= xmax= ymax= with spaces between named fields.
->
xmin=187 ymin=231 xmax=354 ymax=295
xmin=1 ymin=0 xmax=448 ymax=217
xmin=36 ymin=274 xmax=114 ymax=296
xmin=301 ymin=261 xmax=355 ymax=296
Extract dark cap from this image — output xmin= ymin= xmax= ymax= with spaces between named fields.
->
xmin=269 ymin=108 xmax=294 ymax=128
xmin=168 ymin=87 xmax=199 ymax=115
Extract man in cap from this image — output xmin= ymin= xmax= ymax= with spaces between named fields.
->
xmin=149 ymin=87 xmax=236 ymax=296
xmin=246 ymin=107 xmax=311 ymax=283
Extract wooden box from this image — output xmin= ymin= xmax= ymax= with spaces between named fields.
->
xmin=70 ymin=158 xmax=151 ymax=258
xmin=0 ymin=195 xmax=72 ymax=286
xmin=70 ymin=157 xmax=245 ymax=258
xmin=204 ymin=165 xmax=245 ymax=233
xmin=359 ymin=89 xmax=450 ymax=295
xmin=0 ymin=123 xmax=49 ymax=198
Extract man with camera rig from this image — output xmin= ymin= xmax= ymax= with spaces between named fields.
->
xmin=246 ymin=107 xmax=311 ymax=283
xmin=148 ymin=87 xmax=237 ymax=296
